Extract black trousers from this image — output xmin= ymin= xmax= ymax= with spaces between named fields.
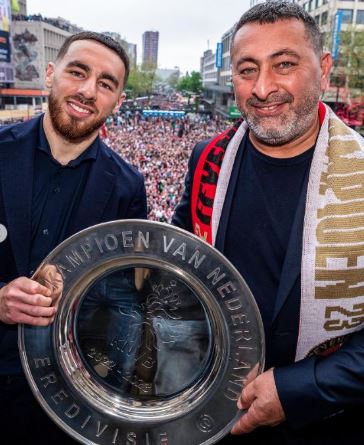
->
xmin=0 ymin=375 xmax=77 ymax=445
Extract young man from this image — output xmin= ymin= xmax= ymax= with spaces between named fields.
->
xmin=0 ymin=32 xmax=147 ymax=444
xmin=173 ymin=2 xmax=364 ymax=444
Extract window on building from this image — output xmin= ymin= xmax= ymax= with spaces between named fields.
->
xmin=339 ymin=9 xmax=353 ymax=24
xmin=308 ymin=0 xmax=313 ymax=11
xmin=304 ymin=2 xmax=308 ymax=11
xmin=321 ymin=11 xmax=328 ymax=25
xmin=322 ymin=0 xmax=328 ymax=4
xmin=315 ymin=15 xmax=320 ymax=25
xmin=315 ymin=0 xmax=320 ymax=8
xmin=356 ymin=10 xmax=364 ymax=24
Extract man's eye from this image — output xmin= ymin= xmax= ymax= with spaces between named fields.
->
xmin=278 ymin=61 xmax=295 ymax=69
xmin=237 ymin=67 xmax=257 ymax=77
xmin=70 ymin=70 xmax=83 ymax=77
xmin=100 ymin=81 xmax=112 ymax=90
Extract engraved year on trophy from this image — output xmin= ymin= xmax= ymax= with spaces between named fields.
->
xmin=19 ymin=220 xmax=265 ymax=445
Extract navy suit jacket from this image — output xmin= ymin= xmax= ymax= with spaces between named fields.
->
xmin=173 ymin=139 xmax=364 ymax=444
xmin=0 ymin=115 xmax=147 ymax=372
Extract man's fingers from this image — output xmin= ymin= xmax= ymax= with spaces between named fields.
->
xmin=238 ymin=382 xmax=256 ymax=409
xmin=232 ymin=369 xmax=286 ymax=435
xmin=3 ymin=301 xmax=56 ymax=324
xmin=0 ymin=277 xmax=57 ymax=325
xmin=18 ymin=279 xmax=52 ymax=297
xmin=13 ymin=302 xmax=56 ymax=318
xmin=231 ymin=404 xmax=260 ymax=435
xmin=8 ymin=291 xmax=53 ymax=307
xmin=16 ymin=313 xmax=55 ymax=327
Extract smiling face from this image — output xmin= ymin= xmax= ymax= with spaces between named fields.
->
xmin=231 ymin=19 xmax=331 ymax=149
xmin=45 ymin=39 xmax=126 ymax=143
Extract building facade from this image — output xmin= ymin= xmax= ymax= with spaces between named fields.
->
xmin=128 ymin=42 xmax=137 ymax=68
xmin=142 ymin=30 xmax=159 ymax=67
xmin=103 ymin=32 xmax=137 ymax=68
xmin=200 ymin=28 xmax=238 ymax=118
xmin=156 ymin=67 xmax=180 ymax=83
xmin=12 ymin=19 xmax=71 ymax=90
xmin=0 ymin=15 xmax=76 ymax=117
xmin=296 ymin=0 xmax=364 ymax=31
xmin=296 ymin=0 xmax=364 ymax=104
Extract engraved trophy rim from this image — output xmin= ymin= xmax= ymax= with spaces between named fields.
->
xmin=19 ymin=220 xmax=265 ymax=445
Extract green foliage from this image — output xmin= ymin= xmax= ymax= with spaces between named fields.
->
xmin=340 ymin=31 xmax=364 ymax=90
xmin=177 ymin=71 xmax=202 ymax=94
xmin=326 ymin=28 xmax=364 ymax=94
xmin=126 ymin=65 xmax=157 ymax=98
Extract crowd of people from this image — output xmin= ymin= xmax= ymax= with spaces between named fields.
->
xmin=13 ymin=14 xmax=82 ymax=33
xmin=0 ymin=95 xmax=230 ymax=225
xmin=103 ymin=109 xmax=229 ymax=223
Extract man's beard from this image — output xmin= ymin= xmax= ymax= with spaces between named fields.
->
xmin=239 ymin=87 xmax=321 ymax=146
xmin=48 ymin=92 xmax=106 ymax=143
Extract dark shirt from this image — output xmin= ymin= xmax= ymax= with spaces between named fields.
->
xmin=29 ymin=119 xmax=99 ymax=274
xmin=224 ymin=134 xmax=314 ymax=336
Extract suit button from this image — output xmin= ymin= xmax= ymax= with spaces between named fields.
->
xmin=0 ymin=224 xmax=8 ymax=243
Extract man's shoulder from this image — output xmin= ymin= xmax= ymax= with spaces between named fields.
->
xmin=0 ymin=115 xmax=41 ymax=143
xmin=191 ymin=138 xmax=213 ymax=165
xmin=99 ymin=140 xmax=144 ymax=182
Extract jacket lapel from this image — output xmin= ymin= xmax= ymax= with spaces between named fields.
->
xmin=0 ymin=117 xmax=41 ymax=276
xmin=68 ymin=142 xmax=116 ymax=235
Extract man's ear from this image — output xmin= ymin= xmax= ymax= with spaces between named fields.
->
xmin=113 ymin=92 xmax=126 ymax=114
xmin=320 ymin=52 xmax=333 ymax=93
xmin=45 ymin=62 xmax=56 ymax=89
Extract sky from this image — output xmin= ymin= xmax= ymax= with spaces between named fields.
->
xmin=26 ymin=0 xmax=251 ymax=74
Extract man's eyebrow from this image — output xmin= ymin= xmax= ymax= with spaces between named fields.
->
xmin=234 ymin=56 xmax=259 ymax=66
xmin=270 ymin=49 xmax=301 ymax=59
xmin=234 ymin=50 xmax=300 ymax=66
xmin=100 ymin=72 xmax=119 ymax=88
xmin=65 ymin=60 xmax=91 ymax=72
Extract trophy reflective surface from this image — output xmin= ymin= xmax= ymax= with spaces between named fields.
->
xmin=19 ymin=220 xmax=265 ymax=445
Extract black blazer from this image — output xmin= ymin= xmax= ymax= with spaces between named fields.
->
xmin=0 ymin=114 xmax=147 ymax=282
xmin=0 ymin=115 xmax=147 ymax=375
xmin=173 ymin=139 xmax=364 ymax=445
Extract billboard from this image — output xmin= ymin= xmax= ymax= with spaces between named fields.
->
xmin=0 ymin=0 xmax=14 ymax=82
xmin=332 ymin=10 xmax=343 ymax=61
xmin=216 ymin=42 xmax=222 ymax=69
xmin=0 ymin=29 xmax=10 ymax=62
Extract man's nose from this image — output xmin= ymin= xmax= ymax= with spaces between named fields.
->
xmin=251 ymin=67 xmax=279 ymax=101
xmin=77 ymin=77 xmax=97 ymax=100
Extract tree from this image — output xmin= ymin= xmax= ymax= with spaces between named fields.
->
xmin=339 ymin=30 xmax=364 ymax=91
xmin=176 ymin=71 xmax=202 ymax=94
xmin=325 ymin=27 xmax=364 ymax=97
xmin=126 ymin=65 xmax=158 ymax=98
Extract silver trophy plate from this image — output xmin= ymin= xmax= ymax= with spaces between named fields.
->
xmin=19 ymin=220 xmax=264 ymax=445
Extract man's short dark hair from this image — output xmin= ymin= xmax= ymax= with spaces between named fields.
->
xmin=231 ymin=1 xmax=323 ymax=56
xmin=56 ymin=31 xmax=130 ymax=87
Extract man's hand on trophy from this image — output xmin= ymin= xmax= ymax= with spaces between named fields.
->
xmin=35 ymin=264 xmax=64 ymax=312
xmin=231 ymin=368 xmax=286 ymax=434
xmin=0 ymin=276 xmax=56 ymax=325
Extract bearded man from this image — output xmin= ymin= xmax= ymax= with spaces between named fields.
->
xmin=173 ymin=2 xmax=364 ymax=444
xmin=0 ymin=32 xmax=146 ymax=444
